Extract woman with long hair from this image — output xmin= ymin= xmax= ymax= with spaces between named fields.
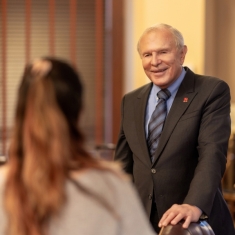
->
xmin=0 ymin=58 xmax=156 ymax=235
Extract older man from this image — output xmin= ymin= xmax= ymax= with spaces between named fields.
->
xmin=114 ymin=23 xmax=235 ymax=234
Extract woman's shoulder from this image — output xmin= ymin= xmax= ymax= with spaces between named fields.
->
xmin=72 ymin=162 xmax=130 ymax=189
xmin=68 ymin=162 xmax=132 ymax=201
xmin=67 ymin=164 xmax=156 ymax=235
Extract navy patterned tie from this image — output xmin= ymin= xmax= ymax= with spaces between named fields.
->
xmin=147 ymin=89 xmax=171 ymax=162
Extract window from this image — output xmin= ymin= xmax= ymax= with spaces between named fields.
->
xmin=0 ymin=0 xmax=124 ymax=157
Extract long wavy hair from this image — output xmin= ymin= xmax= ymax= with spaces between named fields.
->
xmin=4 ymin=57 xmax=113 ymax=235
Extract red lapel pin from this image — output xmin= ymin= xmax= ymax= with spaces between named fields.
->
xmin=183 ymin=97 xmax=188 ymax=102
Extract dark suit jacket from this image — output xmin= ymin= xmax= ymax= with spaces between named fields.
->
xmin=114 ymin=67 xmax=235 ymax=235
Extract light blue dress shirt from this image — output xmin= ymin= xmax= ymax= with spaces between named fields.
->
xmin=145 ymin=67 xmax=186 ymax=137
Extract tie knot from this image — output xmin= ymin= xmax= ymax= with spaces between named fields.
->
xmin=157 ymin=89 xmax=171 ymax=101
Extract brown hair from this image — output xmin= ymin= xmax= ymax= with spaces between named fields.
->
xmin=4 ymin=57 xmax=113 ymax=235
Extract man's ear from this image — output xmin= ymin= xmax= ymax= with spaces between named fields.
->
xmin=180 ymin=45 xmax=187 ymax=64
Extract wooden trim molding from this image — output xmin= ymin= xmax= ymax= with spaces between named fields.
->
xmin=25 ymin=0 xmax=31 ymax=63
xmin=95 ymin=0 xmax=104 ymax=144
xmin=49 ymin=0 xmax=55 ymax=55
xmin=69 ymin=0 xmax=76 ymax=66
xmin=1 ymin=0 xmax=7 ymax=155
xmin=112 ymin=0 xmax=124 ymax=143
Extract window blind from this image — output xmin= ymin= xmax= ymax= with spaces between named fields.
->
xmin=0 ymin=0 xmax=107 ymax=155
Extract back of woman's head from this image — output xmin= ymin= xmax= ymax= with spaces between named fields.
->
xmin=18 ymin=57 xmax=83 ymax=139
xmin=5 ymin=57 xmax=93 ymax=235
xmin=45 ymin=58 xmax=82 ymax=130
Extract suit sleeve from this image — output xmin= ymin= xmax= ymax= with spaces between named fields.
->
xmin=183 ymin=80 xmax=231 ymax=216
xmin=114 ymin=95 xmax=134 ymax=176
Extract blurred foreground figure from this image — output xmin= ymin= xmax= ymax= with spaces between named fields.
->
xmin=0 ymin=57 xmax=156 ymax=235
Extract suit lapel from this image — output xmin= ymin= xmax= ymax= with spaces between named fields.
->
xmin=152 ymin=68 xmax=198 ymax=165
xmin=134 ymin=83 xmax=152 ymax=167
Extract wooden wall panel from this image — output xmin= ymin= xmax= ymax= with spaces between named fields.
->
xmin=49 ymin=0 xmax=55 ymax=55
xmin=95 ymin=0 xmax=104 ymax=144
xmin=25 ymin=0 xmax=31 ymax=63
xmin=1 ymin=0 xmax=7 ymax=155
xmin=69 ymin=0 xmax=76 ymax=66
xmin=112 ymin=0 xmax=124 ymax=143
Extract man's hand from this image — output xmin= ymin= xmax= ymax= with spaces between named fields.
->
xmin=158 ymin=204 xmax=202 ymax=229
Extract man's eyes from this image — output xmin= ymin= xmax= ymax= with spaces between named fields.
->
xmin=143 ymin=54 xmax=151 ymax=57
xmin=143 ymin=51 xmax=168 ymax=57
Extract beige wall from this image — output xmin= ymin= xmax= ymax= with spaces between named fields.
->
xmin=124 ymin=0 xmax=235 ymax=130
xmin=124 ymin=0 xmax=205 ymax=90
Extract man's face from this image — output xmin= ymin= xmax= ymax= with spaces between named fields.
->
xmin=138 ymin=29 xmax=187 ymax=89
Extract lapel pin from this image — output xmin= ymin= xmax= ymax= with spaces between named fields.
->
xmin=183 ymin=97 xmax=188 ymax=102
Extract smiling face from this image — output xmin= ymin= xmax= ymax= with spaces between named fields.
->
xmin=138 ymin=29 xmax=187 ymax=89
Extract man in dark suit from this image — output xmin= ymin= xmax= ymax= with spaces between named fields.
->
xmin=114 ymin=23 xmax=235 ymax=234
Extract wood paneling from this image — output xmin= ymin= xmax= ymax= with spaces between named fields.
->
xmin=49 ymin=0 xmax=55 ymax=55
xmin=95 ymin=0 xmax=104 ymax=144
xmin=25 ymin=0 xmax=31 ymax=63
xmin=69 ymin=0 xmax=76 ymax=66
xmin=1 ymin=0 xmax=7 ymax=155
xmin=112 ymin=0 xmax=124 ymax=143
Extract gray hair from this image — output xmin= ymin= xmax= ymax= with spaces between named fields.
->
xmin=137 ymin=23 xmax=185 ymax=54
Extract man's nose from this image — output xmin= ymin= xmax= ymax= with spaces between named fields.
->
xmin=151 ymin=53 xmax=160 ymax=66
